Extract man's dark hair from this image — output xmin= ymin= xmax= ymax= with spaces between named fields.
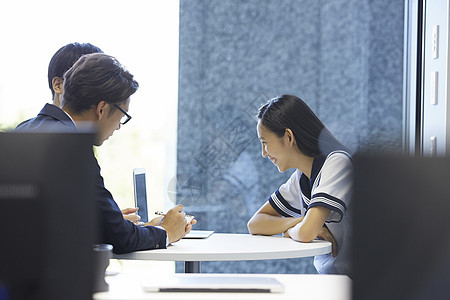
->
xmin=48 ymin=42 xmax=103 ymax=97
xmin=62 ymin=53 xmax=139 ymax=114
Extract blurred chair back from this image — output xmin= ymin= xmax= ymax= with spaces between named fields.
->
xmin=0 ymin=132 xmax=97 ymax=300
xmin=353 ymin=154 xmax=450 ymax=300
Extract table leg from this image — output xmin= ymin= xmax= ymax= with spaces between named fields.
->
xmin=185 ymin=261 xmax=200 ymax=273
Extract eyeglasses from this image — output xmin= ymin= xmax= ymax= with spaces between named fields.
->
xmin=113 ymin=104 xmax=132 ymax=125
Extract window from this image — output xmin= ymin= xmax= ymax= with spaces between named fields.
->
xmin=177 ymin=0 xmax=405 ymax=273
xmin=0 ymin=0 xmax=179 ymax=274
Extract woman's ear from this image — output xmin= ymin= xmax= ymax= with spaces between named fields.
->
xmin=285 ymin=128 xmax=296 ymax=146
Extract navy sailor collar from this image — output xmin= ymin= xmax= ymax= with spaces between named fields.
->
xmin=299 ymin=155 xmax=327 ymax=199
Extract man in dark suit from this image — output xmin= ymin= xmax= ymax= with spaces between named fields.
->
xmin=16 ymin=52 xmax=193 ymax=253
xmin=22 ymin=42 xmax=142 ymax=223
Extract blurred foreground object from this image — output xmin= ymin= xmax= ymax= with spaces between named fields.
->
xmin=353 ymin=154 xmax=450 ymax=300
xmin=0 ymin=132 xmax=97 ymax=300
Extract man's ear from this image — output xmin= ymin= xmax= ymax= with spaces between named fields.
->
xmin=52 ymin=77 xmax=64 ymax=94
xmin=95 ymin=101 xmax=108 ymax=120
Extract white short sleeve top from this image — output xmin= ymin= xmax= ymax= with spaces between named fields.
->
xmin=268 ymin=150 xmax=353 ymax=275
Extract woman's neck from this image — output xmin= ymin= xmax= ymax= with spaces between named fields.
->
xmin=293 ymin=151 xmax=314 ymax=179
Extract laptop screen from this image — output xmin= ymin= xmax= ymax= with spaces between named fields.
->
xmin=133 ymin=168 xmax=149 ymax=223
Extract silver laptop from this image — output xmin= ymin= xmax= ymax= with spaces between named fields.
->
xmin=133 ymin=168 xmax=148 ymax=224
xmin=142 ymin=275 xmax=285 ymax=293
xmin=133 ymin=169 xmax=213 ymax=237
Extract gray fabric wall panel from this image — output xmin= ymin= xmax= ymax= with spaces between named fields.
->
xmin=177 ymin=0 xmax=404 ymax=273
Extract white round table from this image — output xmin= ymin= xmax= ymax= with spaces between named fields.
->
xmin=115 ymin=233 xmax=331 ymax=273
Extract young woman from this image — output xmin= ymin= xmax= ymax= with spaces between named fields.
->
xmin=247 ymin=95 xmax=352 ymax=276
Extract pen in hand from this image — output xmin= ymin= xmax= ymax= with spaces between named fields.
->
xmin=155 ymin=211 xmax=195 ymax=223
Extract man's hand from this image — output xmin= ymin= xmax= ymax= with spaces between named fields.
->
xmin=121 ymin=207 xmax=141 ymax=224
xmin=145 ymin=216 xmax=164 ymax=227
xmin=184 ymin=218 xmax=197 ymax=235
xmin=159 ymin=204 xmax=188 ymax=244
xmin=316 ymin=226 xmax=338 ymax=257
xmin=145 ymin=211 xmax=197 ymax=236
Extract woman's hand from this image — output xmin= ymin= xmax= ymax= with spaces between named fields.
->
xmin=283 ymin=228 xmax=292 ymax=238
xmin=248 ymin=201 xmax=303 ymax=235
xmin=316 ymin=226 xmax=338 ymax=257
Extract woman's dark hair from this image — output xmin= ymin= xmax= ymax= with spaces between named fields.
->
xmin=48 ymin=42 xmax=103 ymax=97
xmin=257 ymin=94 xmax=347 ymax=157
xmin=62 ymin=53 xmax=139 ymax=114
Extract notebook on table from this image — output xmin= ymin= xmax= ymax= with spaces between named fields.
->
xmin=183 ymin=230 xmax=214 ymax=239
xmin=141 ymin=275 xmax=285 ymax=293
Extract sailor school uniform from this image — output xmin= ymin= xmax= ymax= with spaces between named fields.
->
xmin=268 ymin=150 xmax=353 ymax=276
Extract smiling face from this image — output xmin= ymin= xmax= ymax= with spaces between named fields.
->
xmin=257 ymin=120 xmax=293 ymax=173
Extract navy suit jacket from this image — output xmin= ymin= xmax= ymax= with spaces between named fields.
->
xmin=16 ymin=104 xmax=167 ymax=253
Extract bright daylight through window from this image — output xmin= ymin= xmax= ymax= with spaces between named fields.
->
xmin=0 ymin=0 xmax=179 ymax=273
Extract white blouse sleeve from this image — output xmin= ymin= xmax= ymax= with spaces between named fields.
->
xmin=268 ymin=170 xmax=303 ymax=218
xmin=309 ymin=151 xmax=353 ymax=222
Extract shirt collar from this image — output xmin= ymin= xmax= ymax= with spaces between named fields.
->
xmin=310 ymin=155 xmax=327 ymax=184
xmin=61 ymin=108 xmax=76 ymax=127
